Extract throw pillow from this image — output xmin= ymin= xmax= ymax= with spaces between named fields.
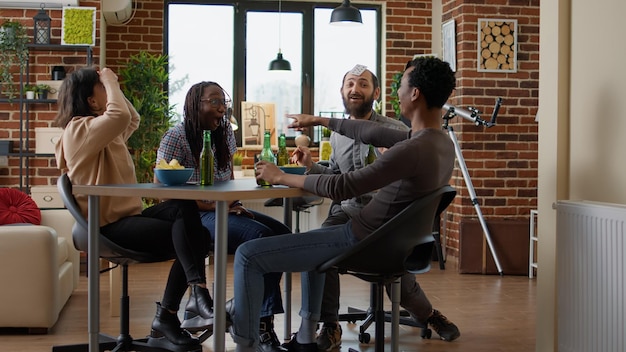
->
xmin=0 ymin=188 xmax=42 ymax=225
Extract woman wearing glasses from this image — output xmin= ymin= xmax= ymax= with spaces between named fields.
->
xmin=157 ymin=81 xmax=291 ymax=352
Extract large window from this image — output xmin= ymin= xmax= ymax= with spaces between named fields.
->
xmin=166 ymin=1 xmax=380 ymax=145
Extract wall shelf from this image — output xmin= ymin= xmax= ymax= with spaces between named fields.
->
xmin=8 ymin=45 xmax=92 ymax=192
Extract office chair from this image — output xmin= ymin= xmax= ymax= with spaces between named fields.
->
xmin=53 ymin=173 xmax=203 ymax=352
xmin=317 ymin=186 xmax=456 ymax=352
xmin=264 ymin=196 xmax=324 ymax=233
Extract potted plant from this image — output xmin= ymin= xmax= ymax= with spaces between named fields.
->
xmin=233 ymin=152 xmax=244 ymax=171
xmin=36 ymin=83 xmax=51 ymax=99
xmin=389 ymin=72 xmax=403 ymax=119
xmin=118 ymin=51 xmax=177 ymax=186
xmin=24 ymin=84 xmax=36 ymax=99
xmin=0 ymin=20 xmax=29 ymax=100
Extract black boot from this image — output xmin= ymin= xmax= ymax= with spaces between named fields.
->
xmin=181 ymin=284 xmax=215 ymax=332
xmin=258 ymin=315 xmax=287 ymax=352
xmin=148 ymin=302 xmax=201 ymax=352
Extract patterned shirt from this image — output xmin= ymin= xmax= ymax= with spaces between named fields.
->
xmin=157 ymin=122 xmax=237 ymax=184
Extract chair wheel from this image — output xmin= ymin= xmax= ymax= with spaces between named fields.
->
xmin=420 ymin=328 xmax=432 ymax=339
xmin=358 ymin=332 xmax=371 ymax=344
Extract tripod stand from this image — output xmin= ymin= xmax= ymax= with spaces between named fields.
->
xmin=442 ymin=98 xmax=504 ymax=274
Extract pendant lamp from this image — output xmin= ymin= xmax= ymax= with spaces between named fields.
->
xmin=330 ymin=0 xmax=363 ymax=26
xmin=269 ymin=0 xmax=291 ymax=71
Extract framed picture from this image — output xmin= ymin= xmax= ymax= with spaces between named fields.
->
xmin=442 ymin=19 xmax=456 ymax=72
xmin=61 ymin=7 xmax=97 ymax=46
xmin=241 ymin=102 xmax=276 ymax=148
xmin=477 ymin=18 xmax=517 ymax=72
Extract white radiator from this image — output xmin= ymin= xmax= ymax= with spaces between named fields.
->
xmin=557 ymin=200 xmax=626 ymax=352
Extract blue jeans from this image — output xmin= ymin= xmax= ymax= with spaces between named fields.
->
xmin=231 ymin=222 xmax=359 ymax=348
xmin=200 ymin=209 xmax=290 ymax=317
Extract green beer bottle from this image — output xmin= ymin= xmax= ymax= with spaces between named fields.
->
xmin=277 ymin=132 xmax=289 ymax=166
xmin=257 ymin=130 xmax=276 ymax=187
xmin=200 ymin=130 xmax=214 ymax=186
xmin=365 ymin=144 xmax=377 ymax=165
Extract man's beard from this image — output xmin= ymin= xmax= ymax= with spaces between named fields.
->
xmin=342 ymin=94 xmax=375 ymax=118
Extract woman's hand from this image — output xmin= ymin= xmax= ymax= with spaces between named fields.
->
xmin=255 ymin=161 xmax=283 ymax=185
xmin=229 ymin=203 xmax=254 ymax=218
xmin=98 ymin=67 xmax=118 ymax=83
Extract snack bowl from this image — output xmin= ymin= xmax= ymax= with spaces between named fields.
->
xmin=154 ymin=168 xmax=194 ymax=186
xmin=279 ymin=165 xmax=306 ymax=175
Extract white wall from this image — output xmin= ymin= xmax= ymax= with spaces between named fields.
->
xmin=537 ymin=0 xmax=626 ymax=350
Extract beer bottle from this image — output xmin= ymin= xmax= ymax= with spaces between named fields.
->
xmin=257 ymin=130 xmax=276 ymax=187
xmin=200 ymin=130 xmax=214 ymax=186
xmin=277 ymin=132 xmax=289 ymax=166
xmin=365 ymin=144 xmax=377 ymax=165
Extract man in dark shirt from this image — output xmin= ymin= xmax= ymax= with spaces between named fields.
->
xmin=231 ymin=57 xmax=457 ymax=352
xmin=297 ymin=65 xmax=460 ymax=350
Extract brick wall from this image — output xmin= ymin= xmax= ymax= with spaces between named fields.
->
xmin=440 ymin=0 xmax=539 ymax=257
xmin=0 ymin=0 xmax=539 ymax=259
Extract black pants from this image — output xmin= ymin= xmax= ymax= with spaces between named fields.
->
xmin=101 ymin=199 xmax=211 ymax=311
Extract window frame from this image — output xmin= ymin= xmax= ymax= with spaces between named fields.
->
xmin=164 ymin=1 xmax=382 ymax=146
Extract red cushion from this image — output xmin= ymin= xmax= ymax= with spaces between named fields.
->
xmin=0 ymin=188 xmax=41 ymax=225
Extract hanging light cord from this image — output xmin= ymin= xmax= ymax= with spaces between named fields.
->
xmin=278 ymin=0 xmax=283 ymax=53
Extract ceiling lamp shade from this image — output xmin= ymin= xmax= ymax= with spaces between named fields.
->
xmin=330 ymin=0 xmax=363 ymax=26
xmin=269 ymin=0 xmax=291 ymax=71
xmin=269 ymin=51 xmax=292 ymax=71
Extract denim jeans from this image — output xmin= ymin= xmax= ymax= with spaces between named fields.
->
xmin=231 ymin=222 xmax=359 ymax=348
xmin=200 ymin=209 xmax=291 ymax=317
xmin=320 ymin=203 xmax=433 ymax=324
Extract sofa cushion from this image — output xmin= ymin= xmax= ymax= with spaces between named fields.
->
xmin=0 ymin=188 xmax=41 ymax=225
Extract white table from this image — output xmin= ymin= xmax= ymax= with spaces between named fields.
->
xmin=72 ymin=178 xmax=310 ymax=352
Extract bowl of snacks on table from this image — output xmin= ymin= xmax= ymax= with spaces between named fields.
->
xmin=279 ymin=164 xmax=307 ymax=175
xmin=154 ymin=159 xmax=194 ymax=185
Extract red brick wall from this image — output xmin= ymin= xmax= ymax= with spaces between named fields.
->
xmin=0 ymin=0 xmax=539 ymax=259
xmin=440 ymin=0 xmax=539 ymax=257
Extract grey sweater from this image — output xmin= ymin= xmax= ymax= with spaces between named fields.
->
xmin=303 ymin=117 xmax=454 ymax=240
xmin=308 ymin=111 xmax=409 ymax=217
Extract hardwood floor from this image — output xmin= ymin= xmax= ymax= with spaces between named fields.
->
xmin=0 ymin=257 xmax=536 ymax=351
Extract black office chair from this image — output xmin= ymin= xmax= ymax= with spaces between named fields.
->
xmin=53 ymin=173 xmax=203 ymax=352
xmin=264 ymin=196 xmax=324 ymax=233
xmin=317 ymin=186 xmax=456 ymax=352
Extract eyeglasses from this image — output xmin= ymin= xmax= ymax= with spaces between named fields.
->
xmin=201 ymin=98 xmax=232 ymax=108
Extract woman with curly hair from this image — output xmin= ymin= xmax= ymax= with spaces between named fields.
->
xmin=157 ymin=81 xmax=291 ymax=352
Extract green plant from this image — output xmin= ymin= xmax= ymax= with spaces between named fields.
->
xmin=36 ymin=83 xmax=51 ymax=93
xmin=24 ymin=84 xmax=36 ymax=92
xmin=0 ymin=20 xmax=29 ymax=100
xmin=118 ymin=51 xmax=176 ymax=186
xmin=389 ymin=72 xmax=403 ymax=119
xmin=233 ymin=152 xmax=244 ymax=166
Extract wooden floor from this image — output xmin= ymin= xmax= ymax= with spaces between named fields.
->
xmin=0 ymin=257 xmax=536 ymax=352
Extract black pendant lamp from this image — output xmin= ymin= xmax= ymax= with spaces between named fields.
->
xmin=330 ymin=0 xmax=363 ymax=26
xmin=269 ymin=0 xmax=291 ymax=71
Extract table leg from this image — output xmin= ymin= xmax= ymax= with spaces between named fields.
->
xmin=282 ymin=198 xmax=293 ymax=340
xmin=213 ymin=200 xmax=228 ymax=351
xmin=88 ymin=195 xmax=100 ymax=352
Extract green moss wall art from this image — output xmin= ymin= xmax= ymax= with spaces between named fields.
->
xmin=61 ymin=7 xmax=96 ymax=46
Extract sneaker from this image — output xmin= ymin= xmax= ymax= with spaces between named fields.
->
xmin=315 ymin=322 xmax=342 ymax=351
xmin=427 ymin=309 xmax=460 ymax=341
